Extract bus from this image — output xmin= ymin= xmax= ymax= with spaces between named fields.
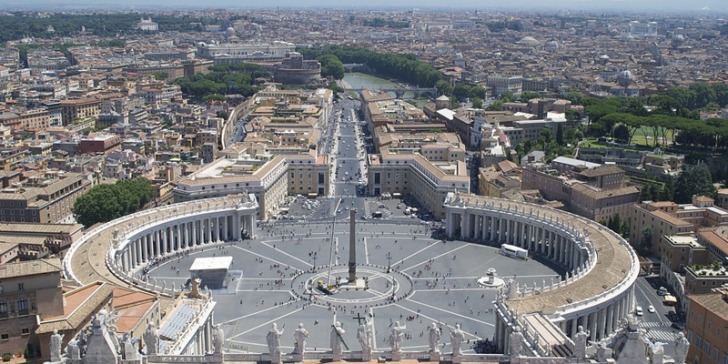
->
xmin=663 ymin=295 xmax=678 ymax=306
xmin=500 ymin=244 xmax=528 ymax=259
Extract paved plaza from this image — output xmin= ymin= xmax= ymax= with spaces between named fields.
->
xmin=147 ymin=217 xmax=561 ymax=355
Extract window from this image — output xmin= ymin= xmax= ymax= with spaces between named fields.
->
xmin=17 ymin=283 xmax=23 ymax=291
xmin=21 ymin=328 xmax=29 ymax=335
xmin=0 ymin=334 xmax=7 ymax=340
xmin=17 ymin=298 xmax=27 ymax=315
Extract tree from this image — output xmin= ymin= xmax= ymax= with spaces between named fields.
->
xmin=639 ymin=228 xmax=653 ymax=256
xmin=613 ymin=124 xmax=630 ymax=143
xmin=317 ymin=54 xmax=345 ymax=80
xmin=452 ymin=83 xmax=472 ymax=102
xmin=520 ymin=91 xmax=540 ymax=102
xmin=641 ymin=184 xmax=653 ymax=202
xmin=675 ymin=163 xmax=716 ymax=203
xmin=555 ymin=124 xmax=564 ymax=145
xmin=471 ymin=97 xmax=484 ymax=109
xmin=435 ymin=80 xmax=452 ymax=96
xmin=487 ymin=100 xmax=503 ymax=111
xmin=619 ymin=219 xmax=630 ymax=238
xmin=499 ymin=91 xmax=514 ymax=102
xmin=72 ymin=178 xmax=153 ymax=228
xmin=565 ymin=109 xmax=580 ymax=122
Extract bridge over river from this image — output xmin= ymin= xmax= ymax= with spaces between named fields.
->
xmin=346 ymin=86 xmax=438 ymax=99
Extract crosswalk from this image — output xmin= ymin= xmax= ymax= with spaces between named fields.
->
xmin=638 ymin=322 xmax=682 ymax=342
xmin=639 ymin=322 xmax=672 ymax=328
xmin=644 ymin=329 xmax=680 ymax=342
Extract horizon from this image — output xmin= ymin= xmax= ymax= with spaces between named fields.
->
xmin=2 ymin=0 xmax=728 ymax=14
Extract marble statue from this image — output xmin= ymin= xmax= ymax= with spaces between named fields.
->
xmin=143 ymin=321 xmax=159 ymax=355
xmin=428 ymin=322 xmax=441 ymax=353
xmin=357 ymin=318 xmax=373 ymax=353
xmin=509 ymin=326 xmax=524 ymax=357
xmin=50 ymin=329 xmax=65 ymax=362
xmin=390 ymin=321 xmax=406 ymax=353
xmin=266 ymin=323 xmax=284 ymax=356
xmin=674 ymin=332 xmax=689 ymax=364
xmin=293 ymin=323 xmax=309 ymax=355
xmin=450 ymin=323 xmax=465 ymax=356
xmin=650 ymin=342 xmax=665 ymax=364
xmin=212 ymin=324 xmax=224 ymax=354
xmin=573 ymin=325 xmax=588 ymax=360
xmin=121 ymin=332 xmax=140 ymax=360
xmin=66 ymin=339 xmax=81 ymax=360
xmin=330 ymin=321 xmax=345 ymax=355
xmin=595 ymin=342 xmax=612 ymax=362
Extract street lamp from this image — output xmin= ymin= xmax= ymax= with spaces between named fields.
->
xmin=386 ymin=252 xmax=392 ymax=273
xmin=311 ymin=251 xmax=318 ymax=270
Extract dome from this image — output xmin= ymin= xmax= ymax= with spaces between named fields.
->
xmin=545 ymin=40 xmax=560 ymax=51
xmin=517 ymin=36 xmax=540 ymax=46
xmin=436 ymin=95 xmax=450 ymax=101
xmin=618 ymin=70 xmax=633 ymax=80
xmin=599 ymin=54 xmax=610 ymax=60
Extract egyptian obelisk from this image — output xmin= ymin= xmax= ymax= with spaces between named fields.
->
xmin=348 ymin=208 xmax=357 ymax=282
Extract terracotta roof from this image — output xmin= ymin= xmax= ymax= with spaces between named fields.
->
xmin=688 ymin=292 xmax=728 ymax=321
xmin=699 ymin=230 xmax=728 ymax=255
xmin=36 ymin=281 xmax=113 ymax=334
xmin=652 ymin=210 xmax=693 ymax=227
xmin=0 ymin=258 xmax=62 ymax=279
xmin=578 ymin=165 xmax=624 ymax=177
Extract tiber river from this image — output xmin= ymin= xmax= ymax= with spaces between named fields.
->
xmin=341 ymin=72 xmax=430 ymax=107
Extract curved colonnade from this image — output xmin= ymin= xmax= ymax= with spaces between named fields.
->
xmin=63 ymin=194 xmax=258 ymax=296
xmin=443 ymin=193 xmax=640 ymax=356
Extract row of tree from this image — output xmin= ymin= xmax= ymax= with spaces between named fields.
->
xmin=297 ymin=46 xmax=444 ymax=88
xmin=173 ymin=63 xmax=270 ymax=100
xmin=562 ymin=89 xmax=728 ymax=150
xmin=0 ymin=12 xmax=199 ymax=43
xmin=72 ymin=178 xmax=154 ymax=228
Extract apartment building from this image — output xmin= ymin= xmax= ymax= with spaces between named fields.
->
xmin=487 ymin=75 xmax=523 ymax=96
xmin=0 ymin=172 xmax=92 ymax=223
xmin=686 ymin=285 xmax=728 ymax=364
xmin=0 ymin=109 xmax=51 ymax=131
xmin=522 ymin=157 xmax=640 ymax=223
xmin=630 ymin=196 xmax=728 ymax=256
xmin=478 ymin=160 xmax=522 ymax=198
xmin=78 ymin=133 xmax=122 ymax=155
xmin=60 ymin=98 xmax=100 ymax=126
xmin=368 ymin=147 xmax=469 ymax=219
xmin=173 ymin=153 xmax=329 ymax=219
xmin=0 ymin=259 xmax=64 ymax=358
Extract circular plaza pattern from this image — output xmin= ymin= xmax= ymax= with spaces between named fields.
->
xmin=142 ymin=220 xmax=560 ymax=354
xmin=64 ymin=193 xmax=639 ymax=358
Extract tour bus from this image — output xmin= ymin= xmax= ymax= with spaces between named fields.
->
xmin=500 ymin=244 xmax=529 ymax=259
xmin=663 ymin=295 xmax=678 ymax=306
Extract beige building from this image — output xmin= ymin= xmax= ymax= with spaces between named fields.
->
xmin=173 ymin=153 xmax=329 ymax=219
xmin=630 ymin=196 xmax=728 ymax=256
xmin=522 ymin=158 xmax=640 ymax=223
xmin=60 ymin=98 xmax=100 ymax=126
xmin=367 ymin=147 xmax=469 ymax=219
xmin=0 ymin=259 xmax=64 ymax=358
xmin=686 ymin=285 xmax=728 ymax=364
xmin=477 ymin=160 xmax=522 ymax=198
xmin=0 ymin=172 xmax=92 ymax=224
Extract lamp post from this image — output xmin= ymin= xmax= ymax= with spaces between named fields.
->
xmin=386 ymin=252 xmax=392 ymax=273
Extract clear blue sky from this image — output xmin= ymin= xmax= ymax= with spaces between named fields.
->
xmin=4 ymin=0 xmax=727 ymax=12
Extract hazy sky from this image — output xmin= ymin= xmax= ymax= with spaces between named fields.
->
xmin=3 ymin=0 xmax=727 ymax=12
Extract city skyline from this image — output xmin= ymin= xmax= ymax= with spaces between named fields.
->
xmin=2 ymin=0 xmax=727 ymax=12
